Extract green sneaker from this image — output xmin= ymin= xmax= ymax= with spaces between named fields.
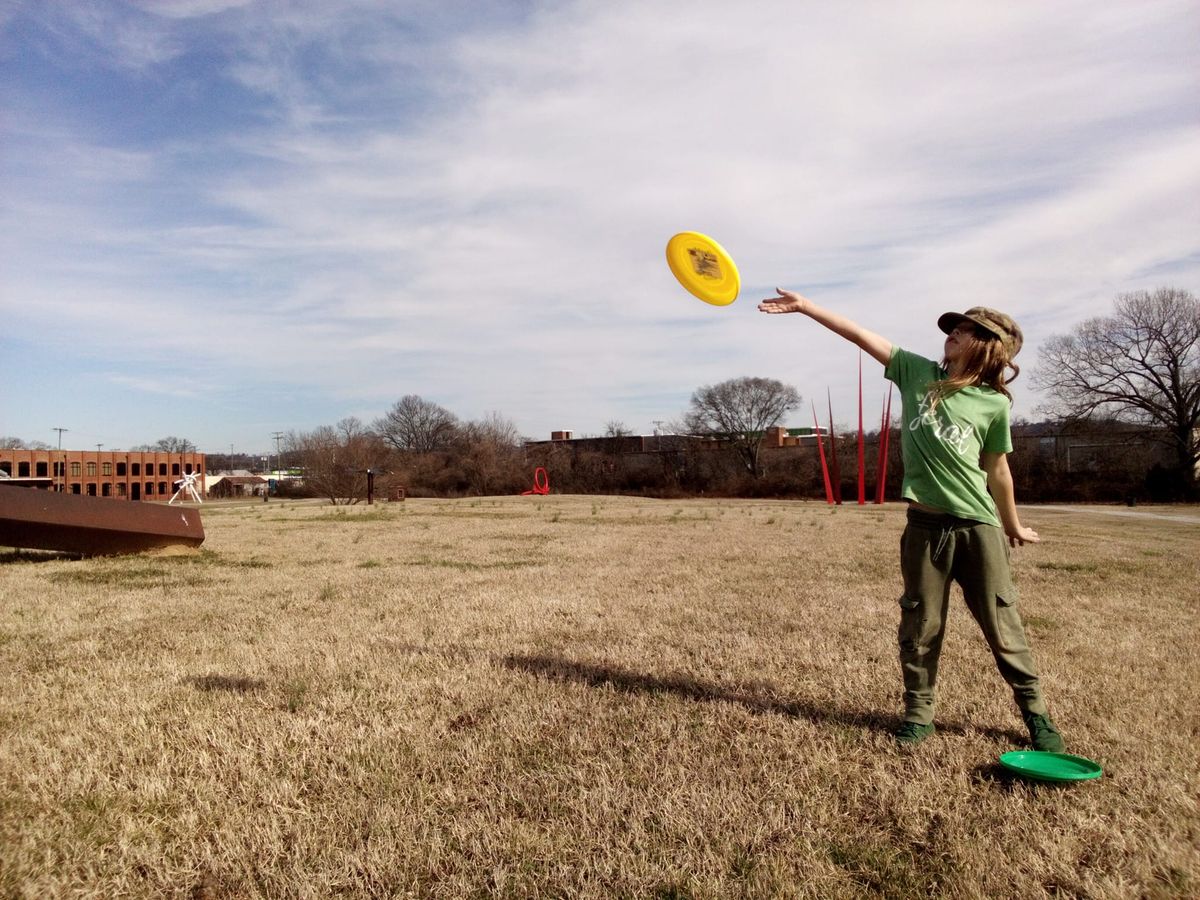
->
xmin=895 ymin=721 xmax=935 ymax=746
xmin=1023 ymin=712 xmax=1066 ymax=753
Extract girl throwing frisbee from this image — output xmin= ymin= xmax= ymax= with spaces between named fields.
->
xmin=759 ymin=289 xmax=1065 ymax=750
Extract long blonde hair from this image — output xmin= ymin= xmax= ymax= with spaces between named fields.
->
xmin=931 ymin=327 xmax=1019 ymax=409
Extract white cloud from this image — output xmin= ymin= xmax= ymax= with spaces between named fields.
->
xmin=128 ymin=0 xmax=255 ymax=19
xmin=2 ymin=0 xmax=1197 ymax=449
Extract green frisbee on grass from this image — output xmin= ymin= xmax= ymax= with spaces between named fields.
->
xmin=999 ymin=751 xmax=1103 ymax=783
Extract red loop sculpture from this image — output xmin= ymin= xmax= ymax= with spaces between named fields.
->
xmin=520 ymin=467 xmax=550 ymax=495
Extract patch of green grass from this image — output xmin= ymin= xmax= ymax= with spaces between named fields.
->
xmin=1022 ymin=615 xmax=1058 ymax=631
xmin=189 ymin=674 xmax=267 ymax=693
xmin=229 ymin=557 xmax=272 ymax=569
xmin=406 ymin=556 xmax=539 ymax=571
xmin=421 ymin=510 xmax=528 ymax=521
xmin=358 ymin=559 xmax=383 ymax=569
xmin=651 ymin=882 xmax=698 ymax=900
xmin=288 ymin=506 xmax=397 ymax=523
xmin=1151 ymin=864 xmax=1192 ymax=895
xmin=828 ymin=840 xmax=943 ymax=898
xmin=48 ymin=566 xmax=172 ymax=589
xmin=1034 ymin=561 xmax=1099 ymax=574
xmin=281 ymin=678 xmax=309 ymax=712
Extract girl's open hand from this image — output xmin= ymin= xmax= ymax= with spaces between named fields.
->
xmin=1008 ymin=525 xmax=1040 ymax=547
xmin=758 ymin=288 xmax=810 ymax=315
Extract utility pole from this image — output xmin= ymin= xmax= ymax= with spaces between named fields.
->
xmin=272 ymin=431 xmax=284 ymax=474
xmin=96 ymin=443 xmax=103 ymax=452
xmin=53 ymin=427 xmax=68 ymax=449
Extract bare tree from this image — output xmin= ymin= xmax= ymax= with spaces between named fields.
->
xmin=130 ymin=436 xmax=197 ymax=453
xmin=604 ymin=420 xmax=633 ymax=438
xmin=682 ymin=376 xmax=801 ymax=477
xmin=286 ymin=417 xmax=382 ymax=504
xmin=1033 ymin=287 xmax=1200 ymax=495
xmin=1 ymin=437 xmax=52 ymax=450
xmin=154 ymin=436 xmax=198 ymax=453
xmin=374 ymin=395 xmax=459 ymax=454
xmin=454 ymin=412 xmax=524 ymax=495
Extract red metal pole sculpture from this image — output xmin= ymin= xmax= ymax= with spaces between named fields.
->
xmin=827 ymin=389 xmax=842 ymax=505
xmin=812 ymin=401 xmax=834 ymax=504
xmin=875 ymin=384 xmax=894 ymax=504
xmin=857 ymin=353 xmax=866 ymax=504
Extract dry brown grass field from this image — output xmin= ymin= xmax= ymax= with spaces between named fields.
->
xmin=2 ymin=495 xmax=1198 ymax=899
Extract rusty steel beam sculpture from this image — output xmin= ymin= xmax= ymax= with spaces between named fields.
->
xmin=0 ymin=487 xmax=204 ymax=556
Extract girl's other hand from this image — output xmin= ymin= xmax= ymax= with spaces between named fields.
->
xmin=1008 ymin=525 xmax=1040 ymax=547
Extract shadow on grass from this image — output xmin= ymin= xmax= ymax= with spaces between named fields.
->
xmin=0 ymin=549 xmax=82 ymax=564
xmin=186 ymin=674 xmax=268 ymax=693
xmin=970 ymin=762 xmax=1089 ymax=793
xmin=501 ymin=652 xmax=896 ymax=734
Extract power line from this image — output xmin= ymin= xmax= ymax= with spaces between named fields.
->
xmin=52 ymin=427 xmax=68 ymax=449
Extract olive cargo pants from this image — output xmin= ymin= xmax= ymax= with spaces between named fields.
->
xmin=898 ymin=508 xmax=1048 ymax=726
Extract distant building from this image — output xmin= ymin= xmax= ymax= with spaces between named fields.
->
xmin=205 ymin=474 xmax=269 ymax=498
xmin=0 ymin=448 xmax=206 ymax=501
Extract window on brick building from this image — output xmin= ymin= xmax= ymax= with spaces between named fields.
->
xmin=87 ymin=462 xmax=97 ymax=476
xmin=102 ymin=462 xmax=112 ymax=476
xmin=86 ymin=484 xmax=96 ymax=496
xmin=36 ymin=462 xmax=48 ymax=477
xmin=71 ymin=462 xmax=81 ymax=476
xmin=71 ymin=484 xmax=81 ymax=494
xmin=117 ymin=462 xmax=126 ymax=476
xmin=102 ymin=484 xmax=112 ymax=497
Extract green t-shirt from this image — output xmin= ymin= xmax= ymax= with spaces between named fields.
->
xmin=884 ymin=347 xmax=1013 ymax=526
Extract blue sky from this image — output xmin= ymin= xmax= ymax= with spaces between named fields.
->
xmin=2 ymin=0 xmax=1197 ymax=454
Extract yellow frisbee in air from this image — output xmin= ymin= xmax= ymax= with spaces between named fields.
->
xmin=666 ymin=231 xmax=740 ymax=306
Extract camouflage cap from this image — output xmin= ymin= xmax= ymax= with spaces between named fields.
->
xmin=937 ymin=307 xmax=1023 ymax=357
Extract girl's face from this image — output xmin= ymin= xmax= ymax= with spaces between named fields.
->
xmin=943 ymin=322 xmax=979 ymax=366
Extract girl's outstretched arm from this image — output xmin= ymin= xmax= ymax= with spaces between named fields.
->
xmin=758 ymin=288 xmax=893 ymax=366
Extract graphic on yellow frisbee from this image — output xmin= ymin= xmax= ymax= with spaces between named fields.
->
xmin=666 ymin=232 xmax=740 ymax=306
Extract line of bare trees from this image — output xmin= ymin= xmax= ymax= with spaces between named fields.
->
xmin=247 ymin=285 xmax=1200 ymax=504
xmin=13 ymin=286 xmax=1183 ymax=503
xmin=282 ymin=401 xmax=528 ymax=504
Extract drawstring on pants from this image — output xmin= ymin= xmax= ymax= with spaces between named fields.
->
xmin=932 ymin=526 xmax=952 ymax=562
xmin=907 ymin=507 xmax=983 ymax=563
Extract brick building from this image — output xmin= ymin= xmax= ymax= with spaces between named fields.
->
xmin=0 ymin=448 xmax=206 ymax=501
